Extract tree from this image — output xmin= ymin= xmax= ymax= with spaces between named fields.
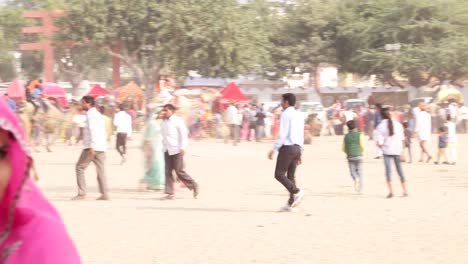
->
xmin=0 ymin=8 xmax=25 ymax=81
xmin=6 ymin=0 xmax=65 ymax=9
xmin=336 ymin=0 xmax=468 ymax=87
xmin=0 ymin=0 xmax=66 ymax=81
xmin=58 ymin=0 xmax=270 ymax=101
xmin=268 ymin=0 xmax=339 ymax=77
xmin=165 ymin=0 xmax=271 ymax=78
xmin=55 ymin=46 xmax=111 ymax=96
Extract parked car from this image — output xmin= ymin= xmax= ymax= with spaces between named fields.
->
xmin=299 ymin=102 xmax=326 ymax=122
xmin=344 ymin=99 xmax=368 ymax=110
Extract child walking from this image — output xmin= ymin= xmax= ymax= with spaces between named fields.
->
xmin=403 ymin=121 xmax=413 ymax=163
xmin=343 ymin=120 xmax=365 ymax=192
xmin=434 ymin=126 xmax=449 ymax=165
xmin=446 ymin=115 xmax=457 ymax=165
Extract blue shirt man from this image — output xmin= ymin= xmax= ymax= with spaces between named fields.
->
xmin=268 ymin=93 xmax=305 ymax=211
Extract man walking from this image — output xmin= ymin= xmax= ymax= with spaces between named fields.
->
xmin=373 ymin=103 xmax=384 ymax=159
xmin=161 ymin=104 xmax=199 ymax=199
xmin=268 ymin=93 xmax=305 ymax=212
xmin=225 ymin=101 xmax=240 ymax=146
xmin=415 ymin=103 xmax=432 ymax=162
xmin=113 ymin=104 xmax=132 ymax=164
xmin=72 ymin=96 xmax=109 ymax=201
xmin=255 ymin=107 xmax=266 ymax=142
xmin=247 ymin=105 xmax=257 ymax=141
xmin=366 ymin=106 xmax=376 ymax=139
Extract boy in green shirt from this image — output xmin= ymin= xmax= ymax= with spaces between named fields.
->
xmin=342 ymin=120 xmax=365 ymax=192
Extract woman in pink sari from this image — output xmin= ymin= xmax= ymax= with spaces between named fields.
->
xmin=0 ymin=100 xmax=80 ymax=263
xmin=240 ymin=105 xmax=250 ymax=140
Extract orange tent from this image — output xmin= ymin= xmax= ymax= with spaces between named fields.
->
xmin=115 ymin=82 xmax=144 ymax=109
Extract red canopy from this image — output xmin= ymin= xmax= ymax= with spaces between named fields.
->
xmin=220 ymin=82 xmax=247 ymax=103
xmin=6 ymin=79 xmax=26 ymax=100
xmin=88 ymin=84 xmax=111 ymax=98
xmin=41 ymin=82 xmax=68 ymax=107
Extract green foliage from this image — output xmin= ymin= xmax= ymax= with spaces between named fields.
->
xmin=165 ymin=0 xmax=271 ymax=77
xmin=6 ymin=0 xmax=65 ymax=10
xmin=20 ymin=52 xmax=43 ymax=79
xmin=58 ymin=0 xmax=270 ymax=78
xmin=0 ymin=0 xmax=66 ymax=81
xmin=335 ymin=0 xmax=468 ymax=86
xmin=2 ymin=0 xmax=467 ymax=88
xmin=268 ymin=0 xmax=339 ymax=76
xmin=268 ymin=0 xmax=468 ymax=87
xmin=0 ymin=7 xmax=26 ymax=80
xmin=55 ymin=45 xmax=111 ymax=94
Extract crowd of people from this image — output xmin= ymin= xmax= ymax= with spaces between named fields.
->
xmin=339 ymin=99 xmax=466 ymax=202
xmin=3 ymin=88 xmax=465 ymax=197
xmin=65 ymin=96 xmax=200 ymax=201
xmin=1 ymin=86 xmax=467 ymax=261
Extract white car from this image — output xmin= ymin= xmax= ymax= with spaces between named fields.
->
xmin=299 ymin=102 xmax=326 ymax=122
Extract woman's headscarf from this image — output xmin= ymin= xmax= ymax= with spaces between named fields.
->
xmin=0 ymin=100 xmax=80 ymax=263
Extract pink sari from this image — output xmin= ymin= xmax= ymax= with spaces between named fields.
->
xmin=0 ymin=100 xmax=80 ymax=263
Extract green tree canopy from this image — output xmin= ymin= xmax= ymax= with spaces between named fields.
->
xmin=58 ymin=0 xmax=270 ymax=99
xmin=0 ymin=8 xmax=25 ymax=81
xmin=268 ymin=0 xmax=339 ymax=77
xmin=335 ymin=0 xmax=468 ymax=87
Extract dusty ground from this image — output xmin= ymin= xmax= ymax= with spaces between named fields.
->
xmin=33 ymin=134 xmax=468 ymax=264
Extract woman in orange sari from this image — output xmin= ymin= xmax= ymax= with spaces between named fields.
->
xmin=272 ymin=107 xmax=281 ymax=139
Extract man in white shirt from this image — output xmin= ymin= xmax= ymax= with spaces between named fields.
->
xmin=225 ymin=101 xmax=240 ymax=146
xmin=72 ymin=96 xmax=109 ymax=201
xmin=268 ymin=93 xmax=305 ymax=212
xmin=448 ymin=101 xmax=458 ymax=121
xmin=342 ymin=108 xmax=357 ymax=134
xmin=113 ymin=104 xmax=132 ymax=164
xmin=247 ymin=105 xmax=258 ymax=141
xmin=342 ymin=108 xmax=357 ymax=122
xmin=460 ymin=104 xmax=468 ymax=133
xmin=161 ymin=104 xmax=199 ymax=199
xmin=414 ymin=103 xmax=432 ymax=163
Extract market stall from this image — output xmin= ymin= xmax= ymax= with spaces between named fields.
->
xmin=87 ymin=84 xmax=111 ymax=98
xmin=41 ymin=82 xmax=68 ymax=108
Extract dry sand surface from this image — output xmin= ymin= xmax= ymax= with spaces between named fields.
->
xmin=33 ymin=134 xmax=468 ymax=264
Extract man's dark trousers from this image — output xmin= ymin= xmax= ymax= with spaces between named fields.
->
xmin=274 ymin=145 xmax=301 ymax=205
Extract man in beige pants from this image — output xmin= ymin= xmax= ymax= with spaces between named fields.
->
xmin=72 ymin=96 xmax=109 ymax=201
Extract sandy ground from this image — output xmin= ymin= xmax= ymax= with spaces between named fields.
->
xmin=33 ymin=134 xmax=468 ymax=264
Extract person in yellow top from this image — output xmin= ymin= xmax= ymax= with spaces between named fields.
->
xmin=342 ymin=120 xmax=365 ymax=192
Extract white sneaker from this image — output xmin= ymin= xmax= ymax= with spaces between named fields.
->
xmin=354 ymin=180 xmax=362 ymax=193
xmin=279 ymin=205 xmax=298 ymax=213
xmin=291 ymin=190 xmax=305 ymax=207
